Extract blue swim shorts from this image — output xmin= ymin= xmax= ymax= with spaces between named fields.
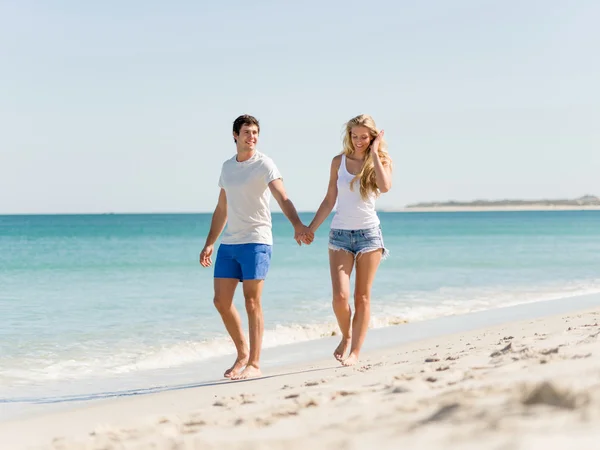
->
xmin=214 ymin=243 xmax=272 ymax=281
xmin=328 ymin=226 xmax=389 ymax=259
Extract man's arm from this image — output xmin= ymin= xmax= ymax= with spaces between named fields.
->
xmin=199 ymin=189 xmax=227 ymax=267
xmin=268 ymin=179 xmax=313 ymax=244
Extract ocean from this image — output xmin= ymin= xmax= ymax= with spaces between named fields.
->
xmin=1 ymin=211 xmax=600 ymax=415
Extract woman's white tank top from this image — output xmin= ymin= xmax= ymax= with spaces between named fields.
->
xmin=330 ymin=154 xmax=380 ymax=230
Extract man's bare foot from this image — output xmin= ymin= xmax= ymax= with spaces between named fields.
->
xmin=231 ymin=363 xmax=261 ymax=380
xmin=341 ymin=352 xmax=359 ymax=367
xmin=333 ymin=337 xmax=351 ymax=361
xmin=224 ymin=355 xmax=248 ymax=378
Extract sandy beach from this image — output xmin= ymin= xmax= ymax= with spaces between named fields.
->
xmin=2 ymin=301 xmax=600 ymax=450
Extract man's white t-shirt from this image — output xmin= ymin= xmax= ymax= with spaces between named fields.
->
xmin=218 ymin=151 xmax=282 ymax=245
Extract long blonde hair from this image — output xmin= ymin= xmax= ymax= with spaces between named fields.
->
xmin=342 ymin=114 xmax=392 ymax=200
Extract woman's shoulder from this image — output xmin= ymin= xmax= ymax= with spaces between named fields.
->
xmin=331 ymin=154 xmax=343 ymax=166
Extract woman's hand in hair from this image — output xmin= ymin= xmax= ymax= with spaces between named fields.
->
xmin=370 ymin=130 xmax=385 ymax=155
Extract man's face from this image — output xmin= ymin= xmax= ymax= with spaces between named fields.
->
xmin=234 ymin=124 xmax=259 ymax=151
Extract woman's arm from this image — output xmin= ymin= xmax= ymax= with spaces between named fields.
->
xmin=308 ymin=156 xmax=341 ymax=233
xmin=371 ymin=130 xmax=392 ymax=193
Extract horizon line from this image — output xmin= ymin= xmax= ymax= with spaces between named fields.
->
xmin=3 ymin=207 xmax=600 ymax=216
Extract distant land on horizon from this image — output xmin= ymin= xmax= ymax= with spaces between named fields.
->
xmin=399 ymin=195 xmax=600 ymax=211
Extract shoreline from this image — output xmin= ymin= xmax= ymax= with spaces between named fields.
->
xmin=3 ymin=288 xmax=599 ymax=422
xmin=3 ymin=293 xmax=599 ymax=412
xmin=2 ymin=294 xmax=600 ymax=449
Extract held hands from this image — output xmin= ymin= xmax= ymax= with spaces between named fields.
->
xmin=199 ymin=244 xmax=214 ymax=267
xmin=294 ymin=224 xmax=314 ymax=246
xmin=200 ymin=224 xmax=313 ymax=261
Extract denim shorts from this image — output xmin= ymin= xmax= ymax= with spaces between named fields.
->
xmin=328 ymin=226 xmax=389 ymax=259
xmin=214 ymin=243 xmax=272 ymax=281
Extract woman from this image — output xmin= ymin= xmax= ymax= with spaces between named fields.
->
xmin=306 ymin=114 xmax=393 ymax=366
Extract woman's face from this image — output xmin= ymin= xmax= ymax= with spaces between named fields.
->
xmin=350 ymin=126 xmax=372 ymax=155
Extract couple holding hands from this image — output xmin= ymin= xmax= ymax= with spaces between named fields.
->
xmin=199 ymin=114 xmax=393 ymax=380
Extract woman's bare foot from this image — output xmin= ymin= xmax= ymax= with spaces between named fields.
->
xmin=231 ymin=363 xmax=261 ymax=380
xmin=341 ymin=352 xmax=359 ymax=367
xmin=224 ymin=354 xmax=248 ymax=378
xmin=333 ymin=337 xmax=351 ymax=361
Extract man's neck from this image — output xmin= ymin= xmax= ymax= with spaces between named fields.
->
xmin=236 ymin=148 xmax=256 ymax=162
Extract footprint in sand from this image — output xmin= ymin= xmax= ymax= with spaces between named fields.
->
xmin=490 ymin=342 xmax=512 ymax=357
xmin=304 ymin=379 xmax=327 ymax=387
xmin=96 ymin=427 xmax=140 ymax=441
xmin=414 ymin=403 xmax=460 ymax=427
xmin=387 ymin=385 xmax=410 ymax=394
xmin=272 ymin=410 xmax=299 ymax=419
xmin=284 ymin=392 xmax=321 ymax=408
xmin=254 ymin=417 xmax=273 ymax=427
xmin=290 ymin=393 xmax=321 ymax=404
xmin=394 ymin=374 xmax=414 ymax=381
xmin=240 ymin=397 xmax=255 ymax=405
xmin=571 ymin=353 xmax=592 ymax=359
xmin=183 ymin=418 xmax=207 ymax=432
xmin=577 ymin=331 xmax=600 ymax=344
xmin=331 ymin=390 xmax=357 ymax=399
xmin=521 ymin=381 xmax=587 ymax=409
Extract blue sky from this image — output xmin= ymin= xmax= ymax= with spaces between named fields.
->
xmin=1 ymin=0 xmax=598 ymax=214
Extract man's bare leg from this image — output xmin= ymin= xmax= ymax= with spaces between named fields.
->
xmin=342 ymin=250 xmax=382 ymax=367
xmin=213 ymin=278 xmax=248 ymax=378
xmin=329 ymin=249 xmax=355 ymax=361
xmin=231 ymin=279 xmax=264 ymax=380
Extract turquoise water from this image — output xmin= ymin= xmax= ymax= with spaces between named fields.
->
xmin=1 ymin=211 xmax=600 ymax=402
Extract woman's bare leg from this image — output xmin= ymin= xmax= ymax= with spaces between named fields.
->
xmin=329 ymin=249 xmax=355 ymax=361
xmin=342 ymin=250 xmax=382 ymax=366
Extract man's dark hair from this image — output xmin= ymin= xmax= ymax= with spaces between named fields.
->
xmin=232 ymin=115 xmax=260 ymax=143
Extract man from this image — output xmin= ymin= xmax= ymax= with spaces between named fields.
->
xmin=199 ymin=114 xmax=313 ymax=380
